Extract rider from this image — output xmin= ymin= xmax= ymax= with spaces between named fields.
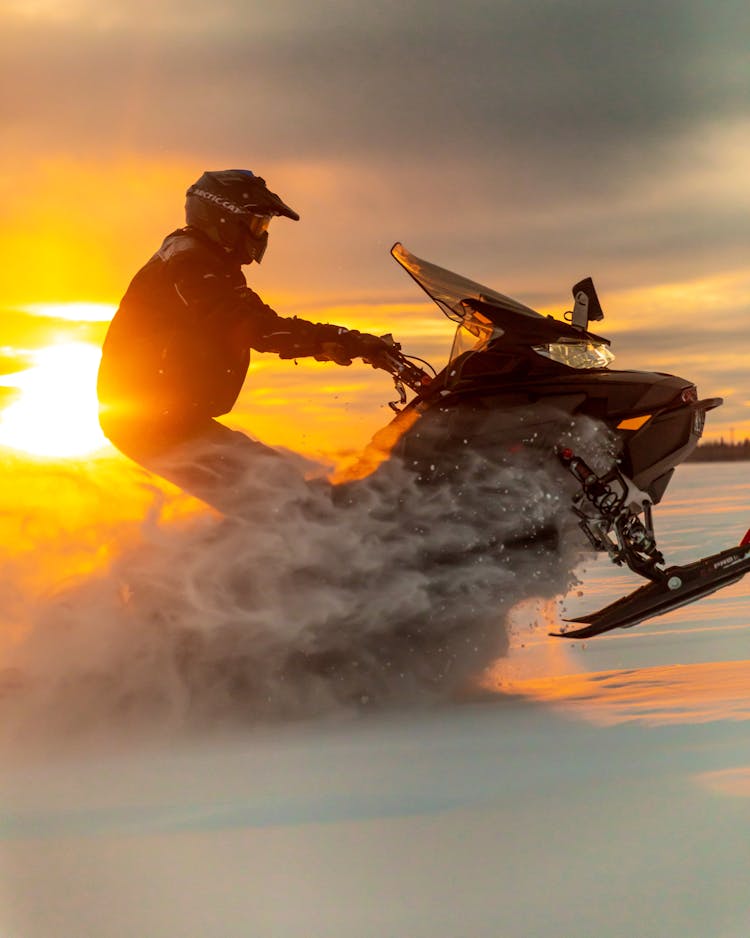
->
xmin=97 ymin=168 xmax=391 ymax=512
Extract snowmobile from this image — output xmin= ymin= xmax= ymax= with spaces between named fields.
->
xmin=364 ymin=242 xmax=750 ymax=639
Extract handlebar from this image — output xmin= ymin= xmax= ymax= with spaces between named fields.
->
xmin=374 ymin=335 xmax=434 ymax=411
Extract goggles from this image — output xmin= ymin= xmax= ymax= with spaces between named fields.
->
xmin=244 ymin=214 xmax=272 ymax=238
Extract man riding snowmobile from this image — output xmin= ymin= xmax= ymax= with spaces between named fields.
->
xmin=97 ymin=169 xmax=391 ymax=512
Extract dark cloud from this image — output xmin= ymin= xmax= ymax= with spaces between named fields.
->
xmin=3 ymin=0 xmax=748 ymax=163
xmin=1 ymin=0 xmax=748 ymax=306
xmin=612 ymin=324 xmax=749 ymax=363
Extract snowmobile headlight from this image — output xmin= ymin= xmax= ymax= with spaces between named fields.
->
xmin=532 ymin=341 xmax=614 ymax=370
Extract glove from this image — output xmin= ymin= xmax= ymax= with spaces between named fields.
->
xmin=346 ymin=332 xmax=393 ymax=369
xmin=314 ymin=332 xmax=393 ymax=368
xmin=314 ymin=342 xmax=353 ymax=366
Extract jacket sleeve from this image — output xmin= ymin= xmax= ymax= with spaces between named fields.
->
xmin=235 ymin=287 xmax=353 ymax=358
xmin=169 ymin=251 xmax=352 ymax=359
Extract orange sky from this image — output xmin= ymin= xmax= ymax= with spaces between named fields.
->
xmin=1 ymin=1 xmax=749 ymax=465
xmin=0 ymin=210 xmax=748 ymax=472
xmin=0 ymin=4 xmax=747 ymax=774
xmin=1 ymin=244 xmax=747 ymax=470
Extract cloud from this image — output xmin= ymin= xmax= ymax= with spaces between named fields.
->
xmin=1 ymin=0 xmax=748 ymax=429
xmin=3 ymin=1 xmax=748 ymax=165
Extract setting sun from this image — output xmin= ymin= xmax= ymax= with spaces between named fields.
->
xmin=21 ymin=302 xmax=116 ymax=323
xmin=0 ymin=341 xmax=109 ymax=458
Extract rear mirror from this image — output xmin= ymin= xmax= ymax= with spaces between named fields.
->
xmin=570 ymin=277 xmax=604 ymax=330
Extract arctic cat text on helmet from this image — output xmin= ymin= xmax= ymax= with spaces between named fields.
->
xmin=185 ymin=169 xmax=299 ymax=264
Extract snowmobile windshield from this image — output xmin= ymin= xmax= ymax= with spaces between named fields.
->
xmin=450 ymin=313 xmax=496 ymax=360
xmin=391 ymin=242 xmax=543 ymax=325
xmin=391 ymin=242 xmax=614 ymax=368
xmin=391 ymin=242 xmax=549 ymax=360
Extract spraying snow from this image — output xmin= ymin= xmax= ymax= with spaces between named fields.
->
xmin=0 ymin=415 xmax=612 ymax=746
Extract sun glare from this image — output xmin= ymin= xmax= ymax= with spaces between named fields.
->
xmin=0 ymin=342 xmax=109 ymax=458
xmin=22 ymin=302 xmax=116 ymax=323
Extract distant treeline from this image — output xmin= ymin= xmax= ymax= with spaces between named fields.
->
xmin=688 ymin=439 xmax=750 ymax=462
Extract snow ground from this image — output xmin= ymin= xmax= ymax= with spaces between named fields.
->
xmin=1 ymin=464 xmax=749 ymax=937
xmin=2 ymin=693 xmax=749 ymax=938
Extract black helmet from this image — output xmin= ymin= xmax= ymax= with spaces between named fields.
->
xmin=185 ymin=169 xmax=299 ymax=264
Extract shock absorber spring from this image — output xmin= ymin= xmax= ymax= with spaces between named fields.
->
xmin=558 ymin=448 xmax=624 ymax=516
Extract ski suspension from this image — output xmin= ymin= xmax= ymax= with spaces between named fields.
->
xmin=558 ymin=447 xmax=665 ymax=581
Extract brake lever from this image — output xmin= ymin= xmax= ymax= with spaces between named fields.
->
xmin=376 ymin=334 xmax=433 ymax=412
xmin=388 ymin=377 xmax=408 ymax=412
xmin=380 ymin=336 xmax=431 ymax=388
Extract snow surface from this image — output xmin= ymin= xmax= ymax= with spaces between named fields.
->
xmin=1 ymin=461 xmax=749 ymax=937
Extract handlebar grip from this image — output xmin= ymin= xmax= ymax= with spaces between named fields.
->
xmin=375 ymin=335 xmax=432 ymax=392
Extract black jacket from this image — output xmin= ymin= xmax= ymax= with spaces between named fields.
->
xmin=98 ymin=227 xmax=351 ymax=424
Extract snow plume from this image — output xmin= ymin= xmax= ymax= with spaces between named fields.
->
xmin=0 ymin=414 xmax=610 ymax=746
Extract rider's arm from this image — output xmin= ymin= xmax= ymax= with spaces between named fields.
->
xmin=169 ymin=245 xmax=389 ymax=364
xmin=237 ymin=290 xmax=356 ymax=359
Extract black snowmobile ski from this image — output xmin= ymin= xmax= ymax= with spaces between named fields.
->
xmin=550 ymin=532 xmax=750 ymax=639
